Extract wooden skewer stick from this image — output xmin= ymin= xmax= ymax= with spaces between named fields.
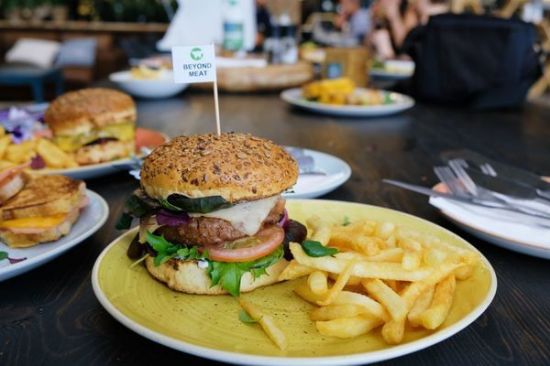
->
xmin=213 ymin=78 xmax=221 ymax=136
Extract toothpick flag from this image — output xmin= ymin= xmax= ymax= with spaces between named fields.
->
xmin=172 ymin=44 xmax=221 ymax=135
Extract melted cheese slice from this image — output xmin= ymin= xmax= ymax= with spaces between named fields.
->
xmin=189 ymin=195 xmax=280 ymax=236
xmin=0 ymin=213 xmax=67 ymax=229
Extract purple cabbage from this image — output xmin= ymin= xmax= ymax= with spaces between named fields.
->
xmin=30 ymin=155 xmax=46 ymax=170
xmin=156 ymin=209 xmax=189 ymax=226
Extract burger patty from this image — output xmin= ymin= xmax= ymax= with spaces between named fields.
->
xmin=160 ymin=198 xmax=286 ymax=246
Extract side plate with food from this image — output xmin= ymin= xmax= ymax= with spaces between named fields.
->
xmin=281 ymin=87 xmax=414 ymax=117
xmin=0 ymin=190 xmax=108 ymax=281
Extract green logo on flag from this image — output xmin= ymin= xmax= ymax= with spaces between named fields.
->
xmin=190 ymin=47 xmax=203 ymax=61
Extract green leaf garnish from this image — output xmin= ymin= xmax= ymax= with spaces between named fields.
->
xmin=116 ymin=212 xmax=133 ymax=230
xmin=302 ymin=240 xmax=338 ymax=257
xmin=342 ymin=216 xmax=351 ymax=226
xmin=126 ymin=194 xmax=152 ymax=217
xmin=159 ymin=198 xmax=184 ymax=212
xmin=239 ymin=309 xmax=258 ymax=324
xmin=116 ymin=193 xmax=157 ymax=230
xmin=166 ymin=194 xmax=232 ymax=214
xmin=0 ymin=251 xmax=8 ymax=261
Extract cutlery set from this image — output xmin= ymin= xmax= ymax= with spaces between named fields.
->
xmin=384 ymin=150 xmax=550 ymax=227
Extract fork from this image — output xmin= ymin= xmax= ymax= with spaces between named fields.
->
xmin=434 ymin=166 xmax=506 ymax=208
xmin=444 ymin=163 xmax=550 ymax=219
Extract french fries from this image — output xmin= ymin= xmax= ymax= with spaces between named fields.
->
xmin=307 ymin=271 xmax=328 ymax=295
xmin=285 ymin=216 xmax=481 ymax=345
xmin=307 ymin=216 xmax=332 ymax=246
xmin=278 ymin=260 xmax=315 ymax=281
xmin=290 ymin=243 xmax=432 ymax=281
xmin=239 ymin=299 xmax=287 ymax=350
xmin=408 ymin=286 xmax=435 ymax=326
xmin=36 ymin=139 xmax=77 ymax=169
xmin=316 ymin=315 xmax=383 ymax=338
xmin=417 ymin=275 xmax=456 ymax=329
xmin=362 ymin=279 xmax=406 ymax=321
xmin=317 ymin=260 xmax=356 ymax=306
xmin=0 ymin=131 xmax=85 ymax=169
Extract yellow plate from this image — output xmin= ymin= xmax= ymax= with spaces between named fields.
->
xmin=92 ymin=199 xmax=496 ymax=366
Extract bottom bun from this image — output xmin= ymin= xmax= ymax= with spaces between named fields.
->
xmin=145 ymin=256 xmax=289 ymax=295
xmin=75 ymin=140 xmax=134 ymax=165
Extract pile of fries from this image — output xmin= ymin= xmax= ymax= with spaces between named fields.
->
xmin=279 ymin=216 xmax=480 ymax=344
xmin=302 ymin=78 xmax=389 ymax=106
xmin=0 ymin=128 xmax=77 ymax=169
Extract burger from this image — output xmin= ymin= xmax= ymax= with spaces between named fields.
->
xmin=118 ymin=133 xmax=307 ymax=296
xmin=44 ymin=88 xmax=136 ymax=165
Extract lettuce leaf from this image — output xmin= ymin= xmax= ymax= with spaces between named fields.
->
xmin=207 ymin=246 xmax=283 ymax=297
xmin=144 ymin=231 xmax=283 ymax=297
xmin=146 ymin=231 xmax=207 ymax=266
xmin=166 ymin=194 xmax=232 ymax=213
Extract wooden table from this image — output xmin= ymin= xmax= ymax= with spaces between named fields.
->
xmin=1 ymin=93 xmax=549 ymax=365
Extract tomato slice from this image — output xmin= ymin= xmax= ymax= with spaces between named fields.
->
xmin=205 ymin=226 xmax=284 ymax=263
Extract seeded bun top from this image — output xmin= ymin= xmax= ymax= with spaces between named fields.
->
xmin=140 ymin=133 xmax=298 ymax=203
xmin=44 ymin=88 xmax=136 ymax=136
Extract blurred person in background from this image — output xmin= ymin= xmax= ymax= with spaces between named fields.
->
xmin=335 ymin=0 xmax=372 ymax=43
xmin=369 ymin=0 xmax=449 ymax=58
xmin=255 ymin=0 xmax=272 ymax=51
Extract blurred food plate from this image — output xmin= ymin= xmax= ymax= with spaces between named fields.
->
xmin=109 ymin=70 xmax=188 ymax=99
xmin=281 ymin=88 xmax=414 ymax=117
xmin=36 ymin=128 xmax=168 ymax=180
xmin=284 ymin=147 xmax=351 ymax=199
xmin=370 ymin=60 xmax=415 ymax=81
xmin=0 ymin=190 xmax=108 ymax=281
xmin=430 ymin=181 xmax=550 ymax=259
xmin=193 ymin=62 xmax=314 ymax=93
xmin=92 ymin=199 xmax=496 ymax=366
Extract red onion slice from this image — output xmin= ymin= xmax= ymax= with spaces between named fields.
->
xmin=156 ymin=209 xmax=189 ymax=226
xmin=277 ymin=209 xmax=289 ymax=229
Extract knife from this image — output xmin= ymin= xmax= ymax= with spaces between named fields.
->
xmin=441 ymin=150 xmax=550 ymax=195
xmin=383 ymin=179 xmax=550 ymax=221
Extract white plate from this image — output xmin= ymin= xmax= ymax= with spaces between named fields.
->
xmin=110 ymin=70 xmax=188 ymax=99
xmin=37 ymin=157 xmax=140 ymax=180
xmin=281 ymin=88 xmax=414 ymax=117
xmin=430 ymin=194 xmax=550 ymax=259
xmin=284 ymin=147 xmax=351 ymax=199
xmin=370 ymin=60 xmax=415 ymax=81
xmin=0 ymin=190 xmax=109 ymax=281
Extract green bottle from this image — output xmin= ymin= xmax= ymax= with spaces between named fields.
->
xmin=223 ymin=0 xmax=244 ymax=51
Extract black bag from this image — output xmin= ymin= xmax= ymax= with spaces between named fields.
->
xmin=402 ymin=14 xmax=542 ymax=109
